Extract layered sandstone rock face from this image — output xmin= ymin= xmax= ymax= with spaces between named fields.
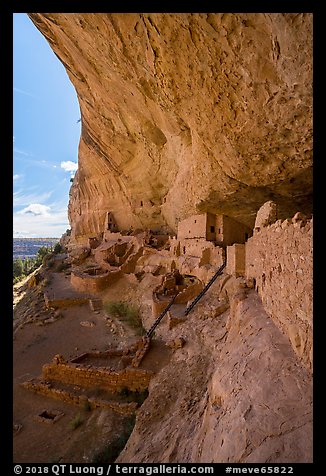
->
xmin=117 ymin=290 xmax=312 ymax=463
xmin=28 ymin=13 xmax=312 ymax=243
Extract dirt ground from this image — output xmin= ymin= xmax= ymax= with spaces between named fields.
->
xmin=13 ymin=262 xmax=167 ymax=463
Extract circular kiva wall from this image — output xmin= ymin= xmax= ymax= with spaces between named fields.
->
xmin=71 ymin=266 xmax=122 ymax=293
xmin=152 ymin=274 xmax=203 ymax=318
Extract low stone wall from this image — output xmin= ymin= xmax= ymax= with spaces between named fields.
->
xmin=22 ymin=380 xmax=138 ymax=415
xmin=152 ymin=295 xmax=171 ymax=319
xmin=174 ymin=281 xmax=203 ymax=304
xmin=44 ymin=294 xmax=89 ymax=309
xmin=152 ymin=272 xmax=203 ymax=319
xmin=42 ymin=362 xmax=153 ymax=392
xmin=71 ymin=268 xmax=122 ymax=293
xmin=245 ymin=216 xmax=312 ymax=369
xmin=70 ymin=339 xmax=151 ymax=369
xmin=130 ymin=337 xmax=151 ymax=368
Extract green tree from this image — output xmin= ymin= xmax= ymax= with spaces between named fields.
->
xmin=33 ymin=246 xmax=50 ymax=267
xmin=13 ymin=259 xmax=24 ymax=279
xmin=54 ymin=242 xmax=62 ymax=254
xmin=38 ymin=246 xmax=51 ymax=259
xmin=23 ymin=257 xmax=30 ymax=274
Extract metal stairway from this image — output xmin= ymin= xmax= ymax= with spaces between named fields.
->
xmin=184 ymin=261 xmax=226 ymax=316
xmin=145 ymin=259 xmax=226 ymax=338
xmin=145 ymin=293 xmax=178 ymax=339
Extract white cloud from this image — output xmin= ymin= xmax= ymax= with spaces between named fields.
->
xmin=13 ymin=205 xmax=69 ymax=238
xmin=18 ymin=203 xmax=51 ymax=216
xmin=13 ymin=147 xmax=31 ymax=157
xmin=60 ymin=161 xmax=78 ymax=174
xmin=13 ymin=174 xmax=21 ymax=181
xmin=14 ymin=87 xmax=38 ymax=99
xmin=13 ymin=189 xmax=53 ymax=207
xmin=14 ymin=155 xmax=61 ymax=171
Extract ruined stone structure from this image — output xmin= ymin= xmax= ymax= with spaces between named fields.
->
xmin=67 ymin=197 xmax=312 ymax=374
xmin=44 ymin=292 xmax=90 ymax=309
xmin=152 ymin=270 xmax=203 ymax=319
xmin=104 ymin=212 xmax=119 ymax=233
xmin=170 ymin=235 xmax=224 ymax=268
xmin=42 ymin=360 xmax=152 ymax=393
xmin=70 ymin=231 xmax=144 ymax=293
xmin=71 ymin=266 xmax=121 ymax=293
xmin=174 ymin=204 xmax=313 ymax=372
xmin=226 ymin=244 xmax=246 ymax=278
xmin=22 ymin=339 xmax=153 ymax=415
xmin=23 ymin=379 xmax=138 ymax=415
xmin=163 ymin=212 xmax=248 ymax=284
xmin=178 ymin=213 xmax=252 ymax=246
xmin=246 ymin=211 xmax=312 ymax=370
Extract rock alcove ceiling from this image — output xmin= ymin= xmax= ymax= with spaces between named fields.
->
xmin=28 ymin=13 xmax=312 ymax=242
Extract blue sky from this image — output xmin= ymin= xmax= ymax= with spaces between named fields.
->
xmin=13 ymin=13 xmax=81 ymax=238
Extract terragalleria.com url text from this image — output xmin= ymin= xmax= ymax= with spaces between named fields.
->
xmin=14 ymin=465 xmax=214 ymax=475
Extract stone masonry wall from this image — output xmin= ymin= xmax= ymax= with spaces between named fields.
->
xmin=42 ymin=362 xmax=153 ymax=392
xmin=226 ymin=244 xmax=245 ymax=277
xmin=217 ymin=215 xmax=252 ymax=247
xmin=71 ymin=268 xmax=122 ymax=293
xmin=177 ymin=214 xmax=207 ymax=240
xmin=22 ymin=380 xmax=138 ymax=416
xmin=245 ymin=216 xmax=312 ymax=370
xmin=44 ymin=294 xmax=90 ymax=309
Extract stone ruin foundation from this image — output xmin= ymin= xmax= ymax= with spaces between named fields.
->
xmin=22 ymin=338 xmax=152 ymax=415
xmin=71 ymin=265 xmax=121 ymax=293
xmin=151 ymin=270 xmax=204 ymax=330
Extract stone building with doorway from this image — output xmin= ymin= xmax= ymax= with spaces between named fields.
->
xmin=177 ymin=212 xmax=252 ymax=247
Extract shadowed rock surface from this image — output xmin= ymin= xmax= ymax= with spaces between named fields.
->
xmin=28 ymin=13 xmax=312 ymax=242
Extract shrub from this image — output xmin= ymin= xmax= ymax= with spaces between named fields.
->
xmin=13 ymin=275 xmax=25 ymax=285
xmin=37 ymin=246 xmax=52 ymax=260
xmin=48 ymin=259 xmax=55 ymax=268
xmin=13 ymin=259 xmax=24 ymax=279
xmin=57 ymin=262 xmax=70 ymax=272
xmin=69 ymin=413 xmax=84 ymax=430
xmin=54 ymin=242 xmax=62 ymax=254
xmin=104 ymin=301 xmax=145 ymax=335
xmin=91 ymin=415 xmax=135 ymax=463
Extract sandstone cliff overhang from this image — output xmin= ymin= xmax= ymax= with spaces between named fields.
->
xmin=28 ymin=13 xmax=312 ymax=242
